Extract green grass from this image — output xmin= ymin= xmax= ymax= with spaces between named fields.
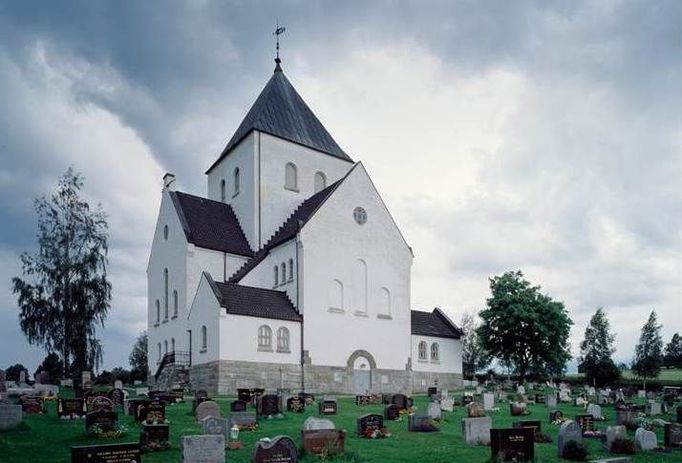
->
xmin=1 ymin=390 xmax=680 ymax=462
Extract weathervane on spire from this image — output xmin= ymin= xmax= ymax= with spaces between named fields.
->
xmin=273 ymin=21 xmax=286 ymax=67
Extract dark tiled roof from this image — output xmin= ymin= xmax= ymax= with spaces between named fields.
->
xmin=207 ymin=276 xmax=301 ymax=322
xmin=170 ymin=191 xmax=253 ymax=257
xmin=411 ymin=309 xmax=462 ymax=339
xmin=207 ymin=64 xmax=352 ymax=173
xmin=228 ymin=179 xmax=343 ymax=283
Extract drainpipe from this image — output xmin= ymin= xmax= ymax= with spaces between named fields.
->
xmin=297 ymin=234 xmax=305 ymax=393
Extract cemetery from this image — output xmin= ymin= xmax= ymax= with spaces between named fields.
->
xmin=0 ymin=379 xmax=681 ymax=462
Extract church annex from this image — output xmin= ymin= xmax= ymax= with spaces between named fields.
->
xmin=147 ymin=59 xmax=463 ymax=395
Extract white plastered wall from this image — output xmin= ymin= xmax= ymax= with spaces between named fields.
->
xmin=411 ymin=335 xmax=463 ymax=374
xmin=219 ymin=313 xmax=301 ymax=365
xmin=240 ymin=239 xmax=299 ymax=308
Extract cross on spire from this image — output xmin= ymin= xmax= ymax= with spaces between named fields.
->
xmin=273 ymin=22 xmax=286 ymax=70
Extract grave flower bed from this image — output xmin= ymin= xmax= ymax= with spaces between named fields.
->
xmin=361 ymin=427 xmax=392 ymax=439
xmin=89 ymin=423 xmax=129 ymax=440
xmin=611 ymin=437 xmax=636 ymax=454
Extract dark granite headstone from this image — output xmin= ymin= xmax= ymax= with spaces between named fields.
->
xmin=408 ymin=414 xmax=438 ymax=432
xmin=128 ymin=399 xmax=150 ymax=418
xmin=19 ymin=396 xmax=45 ymax=414
xmin=382 ymin=393 xmax=392 ymax=404
xmin=252 ymin=435 xmax=298 ymax=463
xmin=109 ymin=389 xmax=125 ymax=407
xmin=237 ymin=387 xmax=264 ymax=405
xmin=357 ymin=414 xmax=383 ymax=436
xmin=228 ymin=411 xmax=257 ymax=429
xmin=535 ymin=394 xmax=546 ymax=404
xmin=355 ymin=395 xmax=371 ymax=406
xmin=259 ymin=394 xmax=280 ymax=416
xmin=137 ymin=401 xmax=165 ymax=424
xmin=462 ymin=395 xmax=474 ymax=406
xmin=85 ymin=410 xmax=118 ymax=433
xmin=319 ymin=398 xmax=337 ymax=415
xmin=89 ymin=396 xmax=114 ymax=413
xmin=231 ymin=399 xmax=247 ymax=412
xmin=71 ymin=442 xmax=141 ymax=463
xmin=491 ymin=427 xmax=535 ymax=461
xmin=140 ymin=423 xmax=170 ymax=452
xmin=298 ymin=392 xmax=314 ymax=406
xmin=664 ymin=422 xmax=682 ymax=448
xmin=391 ymin=394 xmax=409 ymax=410
xmin=550 ymin=410 xmax=563 ymax=422
xmin=58 ymin=398 xmax=87 ymax=419
xmin=513 ymin=420 xmax=542 ymax=434
xmin=287 ymin=396 xmax=304 ymax=413
xmin=384 ymin=404 xmax=400 ymax=421
xmin=575 ymin=414 xmax=595 ymax=435
xmin=427 ymin=387 xmax=438 ymax=399
xmin=677 ymin=406 xmax=682 ymax=424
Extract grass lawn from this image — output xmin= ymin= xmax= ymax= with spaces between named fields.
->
xmin=0 ymin=390 xmax=680 ymax=462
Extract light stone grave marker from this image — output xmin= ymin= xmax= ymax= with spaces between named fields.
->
xmin=461 ymin=416 xmax=492 ymax=445
xmin=483 ymin=393 xmax=495 ymax=410
xmin=181 ymin=434 xmax=225 ymax=462
xmin=195 ymin=400 xmax=221 ymax=422
xmin=635 ymin=427 xmax=657 ymax=450
xmin=558 ymin=420 xmax=582 ymax=457
xmin=0 ymin=404 xmax=22 ymax=430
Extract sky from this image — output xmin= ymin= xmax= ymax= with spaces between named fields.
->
xmin=0 ymin=0 xmax=680 ymax=375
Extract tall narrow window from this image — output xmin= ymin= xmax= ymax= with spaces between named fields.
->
xmin=418 ymin=341 xmax=427 ymax=361
xmin=288 ymin=258 xmax=294 ymax=281
xmin=173 ymin=290 xmax=178 ymax=318
xmin=258 ymin=325 xmax=272 ymax=350
xmin=274 ymin=266 xmax=279 ymax=287
xmin=329 ymin=279 xmax=344 ymax=311
xmin=354 ymin=259 xmax=367 ymax=312
xmin=379 ymin=287 xmax=391 ymax=317
xmin=164 ymin=340 xmax=168 ymax=354
xmin=163 ymin=225 xmax=168 ymax=240
xmin=171 ymin=338 xmax=175 ymax=352
xmin=220 ymin=179 xmax=226 ymax=202
xmin=314 ymin=171 xmax=327 ymax=193
xmin=163 ymin=269 xmax=169 ymax=319
xmin=284 ymin=162 xmax=298 ymax=191
xmin=155 ymin=300 xmax=160 ymax=324
xmin=157 ymin=343 xmax=161 ymax=361
xmin=431 ymin=343 xmax=440 ymax=362
xmin=201 ymin=325 xmax=207 ymax=351
xmin=233 ymin=167 xmax=240 ymax=195
xmin=281 ymin=263 xmax=286 ymax=284
xmin=277 ymin=327 xmax=290 ymax=352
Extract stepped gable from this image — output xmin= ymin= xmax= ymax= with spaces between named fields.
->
xmin=411 ymin=308 xmax=462 ymax=339
xmin=229 ymin=179 xmax=343 ymax=283
xmin=207 ymin=63 xmax=352 ymax=173
xmin=204 ymin=273 xmax=301 ymax=322
xmin=170 ymin=191 xmax=253 ymax=257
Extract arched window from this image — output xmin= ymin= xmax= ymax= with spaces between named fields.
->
xmin=354 ymin=259 xmax=367 ymax=312
xmin=164 ymin=340 xmax=168 ymax=354
xmin=288 ymin=258 xmax=294 ymax=281
xmin=273 ymin=266 xmax=279 ymax=287
xmin=220 ymin=179 xmax=226 ymax=202
xmin=258 ymin=325 xmax=272 ymax=350
xmin=157 ymin=343 xmax=161 ymax=361
xmin=379 ymin=287 xmax=391 ymax=317
xmin=284 ymin=162 xmax=298 ymax=190
xmin=330 ymin=279 xmax=344 ymax=310
xmin=418 ymin=341 xmax=428 ymax=361
xmin=163 ymin=225 xmax=168 ymax=240
xmin=233 ymin=167 xmax=240 ymax=195
xmin=314 ymin=171 xmax=327 ymax=193
xmin=277 ymin=327 xmax=290 ymax=352
xmin=171 ymin=338 xmax=175 ymax=352
xmin=173 ymin=290 xmax=178 ymax=318
xmin=431 ymin=343 xmax=440 ymax=362
xmin=280 ymin=263 xmax=286 ymax=284
xmin=163 ymin=268 xmax=169 ymax=319
xmin=155 ymin=300 xmax=160 ymax=323
xmin=201 ymin=325 xmax=207 ymax=351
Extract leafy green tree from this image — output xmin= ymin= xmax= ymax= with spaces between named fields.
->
xmin=129 ymin=331 xmax=148 ymax=382
xmin=632 ymin=310 xmax=663 ymax=388
xmin=5 ymin=364 xmax=28 ymax=382
xmin=34 ymin=352 xmax=63 ymax=381
xmin=477 ymin=270 xmax=573 ymax=384
xmin=578 ymin=308 xmax=620 ymax=386
xmin=663 ymin=333 xmax=682 ymax=369
xmin=12 ymin=168 xmax=111 ymax=375
xmin=460 ymin=312 xmax=489 ymax=379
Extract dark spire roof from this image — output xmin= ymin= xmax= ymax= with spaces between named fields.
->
xmin=169 ymin=191 xmax=253 ymax=257
xmin=207 ymin=64 xmax=352 ymax=173
xmin=411 ymin=308 xmax=462 ymax=339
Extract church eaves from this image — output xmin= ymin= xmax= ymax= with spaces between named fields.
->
xmin=206 ymin=63 xmax=352 ymax=173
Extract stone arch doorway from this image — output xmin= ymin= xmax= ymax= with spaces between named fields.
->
xmin=347 ymin=350 xmax=376 ymax=394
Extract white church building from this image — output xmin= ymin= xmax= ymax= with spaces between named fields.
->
xmin=147 ymin=59 xmax=463 ymax=395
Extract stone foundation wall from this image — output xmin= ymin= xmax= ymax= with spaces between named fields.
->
xmin=190 ymin=360 xmax=462 ymax=395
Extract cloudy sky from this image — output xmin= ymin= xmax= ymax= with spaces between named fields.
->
xmin=1 ymin=1 xmax=680 ymax=375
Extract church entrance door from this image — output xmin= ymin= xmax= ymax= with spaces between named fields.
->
xmin=352 ymin=356 xmax=371 ymax=394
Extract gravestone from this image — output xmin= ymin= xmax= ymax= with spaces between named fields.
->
xmin=19 ymin=396 xmax=44 ymax=414
xmin=259 ymin=394 xmax=280 ymax=416
xmin=303 ymin=416 xmax=335 ymax=431
xmin=637 ymin=390 xmax=646 ymax=398
xmin=384 ymin=404 xmax=400 ymax=421
xmin=231 ymin=399 xmax=247 ymax=412
xmin=85 ymin=410 xmax=118 ymax=433
xmin=109 ymin=388 xmax=125 ymax=407
xmin=89 ymin=396 xmax=114 ymax=413
xmin=616 ymin=410 xmax=638 ymax=429
xmin=557 ymin=420 xmax=583 ymax=457
xmin=229 ymin=411 xmax=258 ymax=429
xmin=192 ymin=389 xmax=209 ymax=412
xmin=510 ymin=402 xmax=527 ymax=416
xmin=441 ymin=396 xmax=454 ymax=412
xmin=546 ymin=394 xmax=558 ymax=408
xmin=461 ymin=416 xmax=492 ymax=444
xmin=467 ymin=402 xmax=485 ymax=418
xmin=0 ymin=404 xmax=22 ymax=430
xmin=181 ymin=434 xmax=225 ymax=462
xmin=19 ymin=370 xmax=26 ymax=385
xmin=490 ymin=427 xmax=535 ymax=461
xmin=114 ymin=380 xmax=123 ymax=390
xmin=391 ymin=393 xmax=409 ymax=410
xmin=513 ymin=420 xmax=542 ymax=435
xmin=586 ymin=403 xmax=602 ymax=419
xmin=252 ymin=435 xmax=298 ymax=463
xmin=575 ymin=414 xmax=595 ymax=435
xmin=137 ymin=400 xmax=165 ymax=424
xmin=319 ymin=397 xmax=337 ymax=415
xmin=605 ymin=425 xmax=627 ymax=450
xmin=408 ymin=414 xmax=438 ymax=433
xmin=128 ymin=399 xmax=150 ymax=418
xmin=287 ymin=396 xmax=304 ymax=413
xmin=646 ymin=401 xmax=662 ymax=416
xmin=140 ymin=423 xmax=170 ymax=452
xmin=301 ymin=427 xmax=345 ymax=456
xmin=81 ymin=371 xmax=91 ymax=386
xmin=35 ymin=371 xmax=50 ymax=385
xmin=517 ymin=385 xmax=525 ymax=394
xmin=462 ymin=394 xmax=474 ymax=406
xmin=58 ymin=398 xmax=87 ymax=419
xmin=195 ymin=400 xmax=221 ymax=422
xmin=357 ymin=414 xmax=383 ymax=436
xmin=427 ymin=386 xmax=438 ymax=398
xmin=202 ymin=415 xmax=229 ymax=440
xmin=635 ymin=427 xmax=657 ymax=450
xmin=534 ymin=394 xmax=546 ymax=404
xmin=427 ymin=401 xmax=442 ymax=420
xmin=483 ymin=393 xmax=495 ymax=410
xmin=664 ymin=422 xmax=682 ymax=448
xmin=355 ymin=395 xmax=371 ymax=406
xmin=549 ymin=410 xmax=563 ymax=422
xmin=71 ymin=442 xmax=141 ymax=463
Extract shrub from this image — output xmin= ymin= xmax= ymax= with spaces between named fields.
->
xmin=611 ymin=437 xmax=636 ymax=454
xmin=562 ymin=440 xmax=588 ymax=460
